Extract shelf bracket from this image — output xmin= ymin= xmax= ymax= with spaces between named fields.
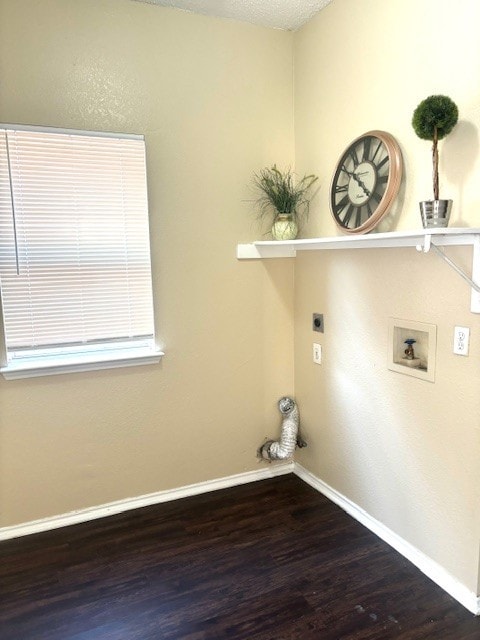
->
xmin=416 ymin=234 xmax=480 ymax=312
xmin=416 ymin=234 xmax=432 ymax=254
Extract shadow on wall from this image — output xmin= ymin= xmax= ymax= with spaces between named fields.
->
xmin=377 ymin=174 xmax=407 ymax=233
xmin=443 ymin=120 xmax=479 ymax=224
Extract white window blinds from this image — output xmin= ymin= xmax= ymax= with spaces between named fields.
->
xmin=0 ymin=125 xmax=157 ymax=373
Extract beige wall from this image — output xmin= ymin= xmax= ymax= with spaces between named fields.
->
xmin=0 ymin=0 xmax=294 ymax=526
xmin=294 ymin=0 xmax=480 ymax=593
xmin=2 ymin=0 xmax=480 ymax=602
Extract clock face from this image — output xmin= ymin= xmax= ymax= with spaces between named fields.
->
xmin=330 ymin=131 xmax=402 ymax=234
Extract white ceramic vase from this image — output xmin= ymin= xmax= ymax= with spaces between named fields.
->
xmin=271 ymin=214 xmax=298 ymax=240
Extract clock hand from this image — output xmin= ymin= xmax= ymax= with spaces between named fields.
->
xmin=341 ymin=165 xmax=371 ymax=197
xmin=341 ymin=166 xmax=368 ymax=178
xmin=354 ymin=177 xmax=371 ymax=197
xmin=341 ymin=165 xmax=355 ymax=178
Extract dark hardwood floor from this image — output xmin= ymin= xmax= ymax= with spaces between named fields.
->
xmin=1 ymin=474 xmax=479 ymax=639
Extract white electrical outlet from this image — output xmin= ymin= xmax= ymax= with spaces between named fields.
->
xmin=313 ymin=343 xmax=322 ymax=364
xmin=453 ymin=326 xmax=470 ymax=356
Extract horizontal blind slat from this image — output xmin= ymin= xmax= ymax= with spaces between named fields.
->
xmin=0 ymin=127 xmax=155 ymax=354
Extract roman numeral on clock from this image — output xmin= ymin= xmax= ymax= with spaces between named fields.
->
xmin=340 ymin=204 xmax=355 ymax=226
xmin=362 ymin=137 xmax=372 ymax=161
xmin=334 ymin=194 xmax=349 ymax=214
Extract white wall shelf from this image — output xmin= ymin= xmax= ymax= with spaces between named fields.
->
xmin=237 ymin=228 xmax=480 ymax=313
xmin=237 ymin=228 xmax=480 ymax=258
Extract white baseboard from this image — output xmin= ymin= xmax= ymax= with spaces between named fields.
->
xmin=294 ymin=462 xmax=480 ymax=616
xmin=0 ymin=461 xmax=293 ymax=542
xmin=2 ymin=459 xmax=478 ymax=615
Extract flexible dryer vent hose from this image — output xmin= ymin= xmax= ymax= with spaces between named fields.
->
xmin=258 ymin=397 xmax=306 ymax=461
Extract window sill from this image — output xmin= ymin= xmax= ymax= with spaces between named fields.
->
xmin=1 ymin=349 xmax=164 ymax=380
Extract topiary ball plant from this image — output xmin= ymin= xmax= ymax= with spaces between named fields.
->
xmin=412 ymin=95 xmax=458 ymax=201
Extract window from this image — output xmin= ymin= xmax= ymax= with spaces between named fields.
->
xmin=0 ymin=125 xmax=162 ymax=379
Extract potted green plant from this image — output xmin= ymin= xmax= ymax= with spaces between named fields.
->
xmin=252 ymin=165 xmax=318 ymax=240
xmin=412 ymin=95 xmax=458 ymax=228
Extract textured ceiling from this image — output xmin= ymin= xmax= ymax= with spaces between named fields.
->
xmin=131 ymin=0 xmax=333 ymax=30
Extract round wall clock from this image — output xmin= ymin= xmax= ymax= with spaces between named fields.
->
xmin=330 ymin=130 xmax=403 ymax=234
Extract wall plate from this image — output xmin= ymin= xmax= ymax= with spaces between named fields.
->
xmin=388 ymin=318 xmax=437 ymax=382
xmin=312 ymin=313 xmax=324 ymax=333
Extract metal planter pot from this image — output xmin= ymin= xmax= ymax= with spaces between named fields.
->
xmin=419 ymin=199 xmax=452 ymax=228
